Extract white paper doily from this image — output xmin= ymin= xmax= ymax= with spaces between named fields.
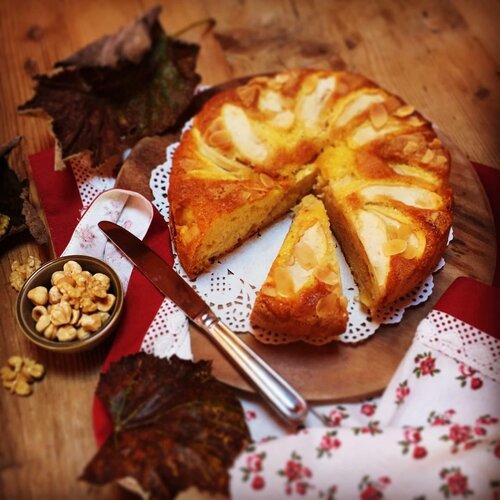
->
xmin=150 ymin=138 xmax=450 ymax=344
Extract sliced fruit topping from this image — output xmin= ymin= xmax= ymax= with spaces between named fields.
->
xmin=258 ymin=172 xmax=275 ymax=188
xmin=349 ymin=121 xmax=402 ymax=147
xmin=421 ymin=148 xmax=435 ymax=164
xmin=222 ymin=105 xmax=268 ymax=163
xmin=274 ymin=266 xmax=295 ymax=296
xmin=314 ymin=263 xmax=339 ymax=286
xmin=206 ymin=130 xmax=232 ymax=149
xmin=236 ymin=84 xmax=259 ymax=107
xmin=296 ymin=76 xmax=337 ymax=129
xmin=365 ymin=206 xmax=426 ymax=260
xmin=315 ymin=292 xmax=341 ymax=319
xmin=393 ymin=105 xmax=415 ymax=117
xmin=382 ymin=238 xmax=407 ymax=256
xmin=369 ymin=102 xmax=388 ymax=130
xmin=297 ymin=222 xmax=327 ymax=262
xmin=269 ymin=111 xmax=295 ymax=130
xmin=360 ymin=184 xmax=442 ymax=209
xmin=388 ymin=163 xmax=440 ymax=186
xmin=258 ymin=90 xmax=284 ymax=114
xmin=356 ymin=210 xmax=389 ymax=286
xmin=293 ymin=240 xmax=318 ymax=270
xmin=334 ymin=92 xmax=385 ymax=127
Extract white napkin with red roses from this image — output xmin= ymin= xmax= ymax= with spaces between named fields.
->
xmin=230 ymin=277 xmax=500 ymax=499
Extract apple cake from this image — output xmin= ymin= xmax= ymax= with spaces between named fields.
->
xmin=168 ymin=68 xmax=452 ymax=318
xmin=250 ymin=195 xmax=348 ymax=341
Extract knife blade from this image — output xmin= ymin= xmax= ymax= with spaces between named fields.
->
xmin=98 ymin=220 xmax=309 ymax=426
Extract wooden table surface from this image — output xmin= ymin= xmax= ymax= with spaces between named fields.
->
xmin=0 ymin=1 xmax=498 ymax=498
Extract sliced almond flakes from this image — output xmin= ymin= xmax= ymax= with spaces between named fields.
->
xmin=369 ymin=103 xmax=388 ymax=130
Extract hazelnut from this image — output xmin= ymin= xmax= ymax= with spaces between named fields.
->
xmin=35 ymin=314 xmax=51 ymax=333
xmin=22 ymin=358 xmax=44 ymax=380
xmin=31 ymin=305 xmax=48 ymax=322
xmin=92 ymin=273 xmax=111 ymax=289
xmin=70 ymin=309 xmax=81 ymax=325
xmin=0 ymin=366 xmax=16 ymax=381
xmin=80 ymin=313 xmax=102 ymax=333
xmin=8 ymin=356 xmax=23 ymax=372
xmin=48 ymin=286 xmax=63 ymax=304
xmin=1 ymin=356 xmax=44 ymax=396
xmin=43 ymin=323 xmax=58 ymax=340
xmin=50 ymin=301 xmax=72 ymax=326
xmin=11 ymin=377 xmax=32 ymax=396
xmin=77 ymin=328 xmax=90 ymax=341
xmin=63 ymin=260 xmax=82 ymax=275
xmin=27 ymin=286 xmax=49 ymax=306
xmin=81 ymin=297 xmax=98 ymax=313
xmin=56 ymin=325 xmax=77 ymax=342
xmin=51 ymin=271 xmax=65 ymax=286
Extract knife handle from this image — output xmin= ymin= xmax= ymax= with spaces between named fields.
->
xmin=195 ymin=312 xmax=308 ymax=426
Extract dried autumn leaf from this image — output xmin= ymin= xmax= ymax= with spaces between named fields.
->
xmin=81 ymin=353 xmax=250 ymax=499
xmin=18 ymin=7 xmax=200 ymax=171
xmin=0 ymin=137 xmax=47 ymax=245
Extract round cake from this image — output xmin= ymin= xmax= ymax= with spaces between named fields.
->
xmin=168 ymin=69 xmax=453 ymax=317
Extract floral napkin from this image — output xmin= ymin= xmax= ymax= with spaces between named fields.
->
xmin=230 ymin=278 xmax=500 ymax=498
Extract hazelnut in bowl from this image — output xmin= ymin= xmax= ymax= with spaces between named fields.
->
xmin=16 ymin=255 xmax=124 ymax=353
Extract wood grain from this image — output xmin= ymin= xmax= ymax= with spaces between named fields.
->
xmin=0 ymin=0 xmax=498 ymax=498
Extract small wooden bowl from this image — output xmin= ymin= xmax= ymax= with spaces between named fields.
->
xmin=16 ymin=255 xmax=124 ymax=353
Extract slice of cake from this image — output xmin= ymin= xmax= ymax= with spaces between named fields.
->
xmin=316 ymin=140 xmax=452 ymax=315
xmin=250 ymin=195 xmax=348 ymax=342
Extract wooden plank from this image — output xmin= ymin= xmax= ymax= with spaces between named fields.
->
xmin=0 ymin=0 xmax=498 ymax=498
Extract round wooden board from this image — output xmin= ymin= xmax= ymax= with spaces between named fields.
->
xmin=190 ymin=136 xmax=496 ymax=402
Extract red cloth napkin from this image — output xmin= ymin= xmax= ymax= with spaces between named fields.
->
xmin=29 ymin=149 xmax=500 ymax=446
xmin=29 ymin=150 xmax=176 ymax=444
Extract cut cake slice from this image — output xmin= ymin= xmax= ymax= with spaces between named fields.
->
xmin=250 ymin=195 xmax=348 ymax=343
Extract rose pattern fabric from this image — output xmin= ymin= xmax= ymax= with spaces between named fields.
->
xmin=230 ymin=315 xmax=500 ymax=498
xmin=439 ymin=467 xmax=474 ymax=497
xmin=414 ymin=352 xmax=441 ymax=377
xmin=277 ymin=451 xmax=314 ymax=495
xmin=316 ymin=431 xmax=341 ymax=458
xmin=358 ymin=475 xmax=391 ymax=499
xmin=456 ymin=363 xmax=484 ymax=391
xmin=399 ymin=426 xmax=428 ymax=459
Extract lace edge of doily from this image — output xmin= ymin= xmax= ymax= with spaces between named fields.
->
xmin=416 ymin=311 xmax=500 ymax=383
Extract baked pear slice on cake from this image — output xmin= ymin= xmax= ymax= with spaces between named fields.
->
xmin=250 ymin=195 xmax=348 ymax=344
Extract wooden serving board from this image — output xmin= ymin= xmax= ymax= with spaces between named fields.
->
xmin=190 ymin=136 xmax=496 ymax=402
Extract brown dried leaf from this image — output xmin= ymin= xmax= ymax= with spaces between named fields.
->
xmin=81 ymin=353 xmax=250 ymax=499
xmin=0 ymin=137 xmax=48 ymax=245
xmin=18 ymin=7 xmax=200 ymax=171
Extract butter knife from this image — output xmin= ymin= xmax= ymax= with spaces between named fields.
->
xmin=98 ymin=220 xmax=309 ymax=426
